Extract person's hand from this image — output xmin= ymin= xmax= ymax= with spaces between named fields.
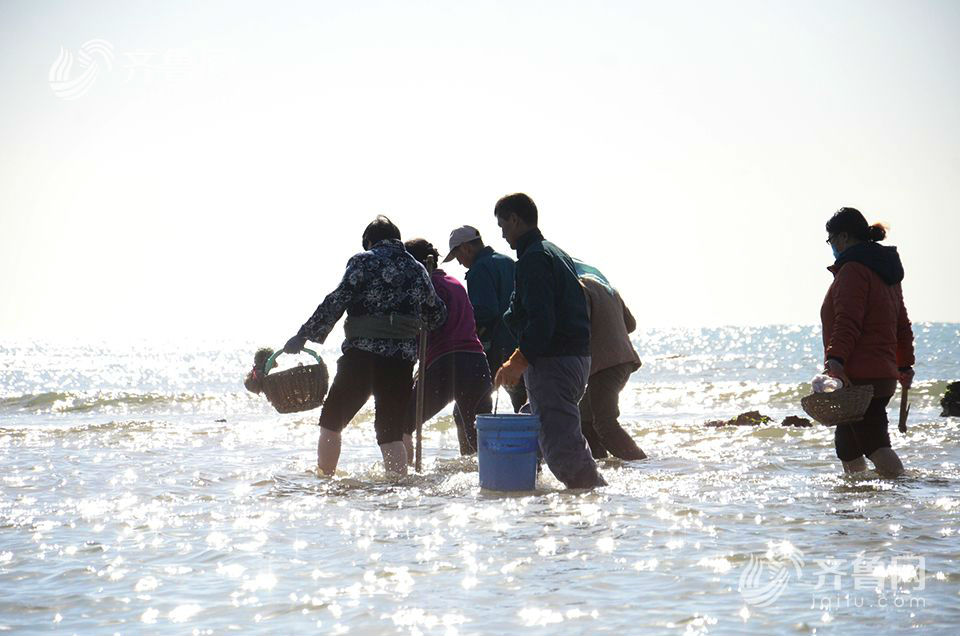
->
xmin=494 ymin=349 xmax=529 ymax=388
xmin=898 ymin=367 xmax=914 ymax=390
xmin=284 ymin=334 xmax=306 ymax=355
xmin=824 ymin=358 xmax=851 ymax=388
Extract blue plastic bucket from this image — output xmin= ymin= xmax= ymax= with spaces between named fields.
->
xmin=476 ymin=414 xmax=541 ymax=491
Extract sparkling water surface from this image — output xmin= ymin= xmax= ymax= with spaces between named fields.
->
xmin=2 ymin=324 xmax=959 ymax=635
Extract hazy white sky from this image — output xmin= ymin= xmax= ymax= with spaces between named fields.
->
xmin=1 ymin=0 xmax=958 ymax=343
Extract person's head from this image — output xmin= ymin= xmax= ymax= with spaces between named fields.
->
xmin=404 ymin=238 xmax=440 ymax=269
xmin=494 ymin=193 xmax=538 ymax=249
xmin=453 ymin=238 xmax=485 ymax=268
xmin=825 ymin=207 xmax=887 ymax=258
xmin=362 ymin=215 xmax=401 ymax=251
xmin=442 ymin=225 xmax=485 ymax=268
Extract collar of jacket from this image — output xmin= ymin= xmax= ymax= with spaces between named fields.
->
xmin=827 ymin=241 xmax=904 ymax=285
xmin=468 ymin=246 xmax=495 ymax=271
xmin=514 ymin=228 xmax=544 ymax=257
xmin=370 ymin=238 xmax=405 ymax=252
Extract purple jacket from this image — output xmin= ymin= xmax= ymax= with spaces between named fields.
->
xmin=426 ymin=270 xmax=485 ymax=369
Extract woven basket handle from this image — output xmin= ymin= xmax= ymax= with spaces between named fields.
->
xmin=263 ymin=347 xmax=322 ymax=376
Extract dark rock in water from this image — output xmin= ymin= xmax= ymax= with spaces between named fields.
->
xmin=732 ymin=411 xmax=771 ymax=426
xmin=215 ymin=418 xmax=227 ymax=423
xmin=781 ymin=415 xmax=813 ymax=428
xmin=942 ymin=381 xmax=960 ymax=417
xmin=704 ymin=411 xmax=772 ymax=427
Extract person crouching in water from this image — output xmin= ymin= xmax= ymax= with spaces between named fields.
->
xmin=822 ymin=207 xmax=914 ymax=477
xmin=283 ymin=216 xmax=446 ymax=476
xmin=402 ymin=239 xmax=493 ymax=457
xmin=493 ymin=193 xmax=606 ymax=489
xmin=578 ymin=273 xmax=646 ymax=461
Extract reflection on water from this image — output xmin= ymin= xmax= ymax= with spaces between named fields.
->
xmin=1 ymin=325 xmax=959 ymax=634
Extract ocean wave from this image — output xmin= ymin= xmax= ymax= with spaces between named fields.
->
xmin=631 ymin=379 xmax=955 ymax=411
xmin=0 ymin=390 xmax=238 ymax=414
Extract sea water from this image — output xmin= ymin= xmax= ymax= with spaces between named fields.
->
xmin=1 ymin=324 xmax=958 ymax=635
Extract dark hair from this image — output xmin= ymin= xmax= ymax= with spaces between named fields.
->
xmin=494 ymin=193 xmax=538 ymax=226
xmin=825 ymin=207 xmax=887 ymax=242
xmin=404 ymin=238 xmax=440 ymax=267
xmin=465 ymin=237 xmax=484 ymax=250
xmin=362 ymin=215 xmax=401 ymax=250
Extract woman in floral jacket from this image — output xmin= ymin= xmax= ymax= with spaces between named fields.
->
xmin=284 ymin=216 xmax=446 ymax=476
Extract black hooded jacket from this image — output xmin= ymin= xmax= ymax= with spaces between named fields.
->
xmin=834 ymin=242 xmax=905 ymax=286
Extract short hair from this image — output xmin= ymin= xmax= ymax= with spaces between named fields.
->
xmin=826 ymin=207 xmax=887 ymax=242
xmin=494 ymin=193 xmax=538 ymax=226
xmin=465 ymin=237 xmax=484 ymax=250
xmin=362 ymin=215 xmax=401 ymax=249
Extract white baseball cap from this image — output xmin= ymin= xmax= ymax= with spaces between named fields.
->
xmin=442 ymin=225 xmax=481 ymax=262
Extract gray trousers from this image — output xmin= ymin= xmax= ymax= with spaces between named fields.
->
xmin=524 ymin=355 xmax=606 ymax=489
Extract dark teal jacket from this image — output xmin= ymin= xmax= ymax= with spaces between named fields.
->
xmin=503 ymin=229 xmax=591 ymax=363
xmin=464 ymin=246 xmax=518 ymax=362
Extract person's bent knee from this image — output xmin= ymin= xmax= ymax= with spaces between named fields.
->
xmin=564 ymin=464 xmax=607 ymax=489
xmin=868 ymin=447 xmax=904 ymax=477
xmin=842 ymin=456 xmax=867 ymax=474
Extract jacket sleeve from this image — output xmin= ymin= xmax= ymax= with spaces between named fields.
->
xmin=582 ymin=282 xmax=593 ymax=320
xmin=419 ymin=270 xmax=448 ymax=332
xmin=515 ymin=252 xmax=556 ymax=364
xmin=297 ymin=255 xmax=364 ymax=343
xmin=427 ymin=276 xmax=451 ymax=334
xmin=465 ymin=265 xmax=500 ymax=342
xmin=824 ymin=263 xmax=871 ymax=364
xmin=619 ymin=292 xmax=637 ymax=334
xmin=895 ymin=285 xmax=915 ymax=368
xmin=502 ymin=290 xmax=519 ymax=339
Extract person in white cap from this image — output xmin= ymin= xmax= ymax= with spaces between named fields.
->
xmin=443 ymin=225 xmax=527 ymax=412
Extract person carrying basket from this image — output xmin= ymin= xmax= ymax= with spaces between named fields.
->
xmin=283 ymin=216 xmax=447 ymax=476
xmin=821 ymin=207 xmax=915 ymax=477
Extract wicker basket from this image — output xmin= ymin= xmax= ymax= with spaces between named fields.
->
xmin=261 ymin=348 xmax=329 ymax=414
xmin=800 ymin=384 xmax=874 ymax=426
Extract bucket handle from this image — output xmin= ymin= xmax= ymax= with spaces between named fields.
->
xmin=263 ymin=348 xmax=322 ymax=376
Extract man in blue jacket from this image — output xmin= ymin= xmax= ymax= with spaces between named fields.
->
xmin=443 ymin=225 xmax=527 ymax=412
xmin=492 ymin=193 xmax=606 ymax=489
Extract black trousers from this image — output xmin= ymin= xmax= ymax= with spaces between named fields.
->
xmin=405 ymin=351 xmax=493 ymax=455
xmin=318 ymin=349 xmax=414 ymax=445
xmin=834 ymin=395 xmax=893 ymax=462
xmin=578 ymin=362 xmax=645 ymax=460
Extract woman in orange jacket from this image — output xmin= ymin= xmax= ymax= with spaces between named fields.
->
xmin=822 ymin=207 xmax=914 ymax=477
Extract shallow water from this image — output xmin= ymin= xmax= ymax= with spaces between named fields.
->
xmin=2 ymin=324 xmax=959 ymax=635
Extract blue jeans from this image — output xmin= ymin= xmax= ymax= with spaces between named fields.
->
xmin=524 ymin=355 xmax=606 ymax=488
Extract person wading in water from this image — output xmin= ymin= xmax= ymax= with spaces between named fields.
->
xmin=821 ymin=207 xmax=914 ymax=477
xmin=284 ymin=216 xmax=446 ymax=476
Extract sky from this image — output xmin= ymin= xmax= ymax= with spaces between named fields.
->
xmin=1 ymin=0 xmax=958 ymax=343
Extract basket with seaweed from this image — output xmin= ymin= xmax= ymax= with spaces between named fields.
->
xmin=244 ymin=347 xmax=329 ymax=414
